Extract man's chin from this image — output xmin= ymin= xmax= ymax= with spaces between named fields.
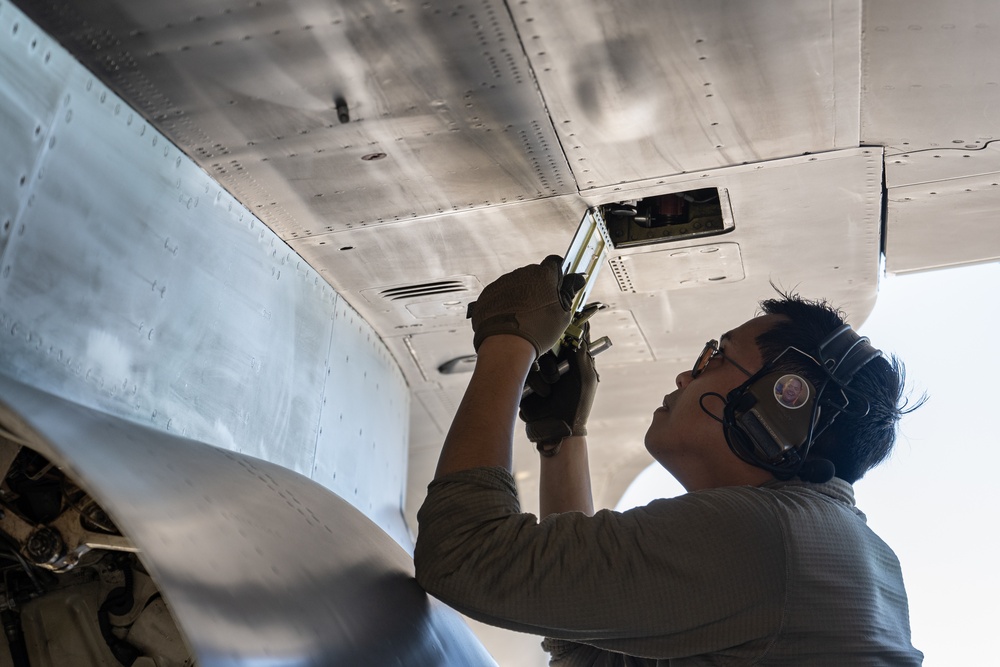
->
xmin=642 ymin=430 xmax=667 ymax=461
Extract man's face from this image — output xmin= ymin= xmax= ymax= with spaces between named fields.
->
xmin=782 ymin=378 xmax=803 ymax=403
xmin=644 ymin=315 xmax=782 ymax=486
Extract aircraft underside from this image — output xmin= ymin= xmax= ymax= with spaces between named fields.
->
xmin=0 ymin=0 xmax=997 ymax=664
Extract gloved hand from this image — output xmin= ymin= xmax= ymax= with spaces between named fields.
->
xmin=519 ymin=325 xmax=599 ymax=455
xmin=468 ymin=255 xmax=586 ymax=358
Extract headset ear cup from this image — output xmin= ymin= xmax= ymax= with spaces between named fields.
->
xmin=735 ymin=392 xmax=756 ymax=413
xmin=726 ymin=387 xmax=777 ymax=466
xmin=723 ymin=369 xmax=819 ymax=478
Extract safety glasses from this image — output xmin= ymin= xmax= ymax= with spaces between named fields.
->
xmin=691 ymin=339 xmax=755 ymax=379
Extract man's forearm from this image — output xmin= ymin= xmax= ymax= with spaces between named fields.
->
xmin=540 ymin=436 xmax=595 ymax=517
xmin=434 ymin=335 xmax=536 ymax=479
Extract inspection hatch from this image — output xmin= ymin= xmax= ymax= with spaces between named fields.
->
xmin=577 ymin=186 xmax=742 ymax=293
xmin=598 ymin=188 xmax=734 ymax=249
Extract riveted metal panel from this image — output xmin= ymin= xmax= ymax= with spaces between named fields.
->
xmin=0 ymin=8 xmax=70 ymax=269
xmin=15 ymin=0 xmax=576 ymax=238
xmin=0 ymin=36 xmax=329 ymax=474
xmin=507 ymin=0 xmax=862 ymax=188
xmin=885 ymin=141 xmax=1000 ymax=188
xmin=608 ymin=242 xmax=746 ymax=292
xmin=862 ymin=0 xmax=1000 ymax=151
xmin=0 ymin=3 xmax=411 ymax=536
xmin=566 ymin=148 xmax=884 ymax=361
xmin=291 ymin=195 xmax=586 ymax=340
xmin=886 ymin=173 xmax=1000 ymax=274
xmin=313 ymin=296 xmax=411 ymax=546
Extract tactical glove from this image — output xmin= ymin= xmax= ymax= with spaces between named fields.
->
xmin=468 ymin=255 xmax=586 ymax=358
xmin=519 ymin=325 xmax=599 ymax=454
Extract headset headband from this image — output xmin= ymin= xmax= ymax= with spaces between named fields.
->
xmin=817 ymin=324 xmax=881 ymax=388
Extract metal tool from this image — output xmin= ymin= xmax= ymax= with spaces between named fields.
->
xmin=521 ymin=335 xmax=613 ymax=399
xmin=551 ymin=207 xmax=613 ymax=357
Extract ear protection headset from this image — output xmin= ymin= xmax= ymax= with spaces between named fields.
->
xmin=721 ymin=324 xmax=881 ymax=483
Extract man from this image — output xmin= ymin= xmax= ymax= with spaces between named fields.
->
xmin=414 ymin=256 xmax=922 ymax=665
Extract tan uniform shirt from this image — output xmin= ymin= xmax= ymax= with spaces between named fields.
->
xmin=415 ymin=467 xmax=922 ymax=666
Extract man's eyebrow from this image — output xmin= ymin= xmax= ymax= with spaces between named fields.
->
xmin=720 ymin=331 xmax=733 ymax=346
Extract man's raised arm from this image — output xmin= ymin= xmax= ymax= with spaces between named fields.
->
xmin=432 ymin=255 xmax=584 ymax=479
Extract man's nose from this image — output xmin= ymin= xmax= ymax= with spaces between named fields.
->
xmin=676 ymin=370 xmax=693 ymax=390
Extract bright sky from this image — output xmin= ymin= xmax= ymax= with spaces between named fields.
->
xmin=617 ymin=261 xmax=1000 ymax=666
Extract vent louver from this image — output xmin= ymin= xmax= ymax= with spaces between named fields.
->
xmin=378 ymin=280 xmax=468 ymax=301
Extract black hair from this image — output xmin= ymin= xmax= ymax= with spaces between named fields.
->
xmin=754 ymin=292 xmax=925 ymax=483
